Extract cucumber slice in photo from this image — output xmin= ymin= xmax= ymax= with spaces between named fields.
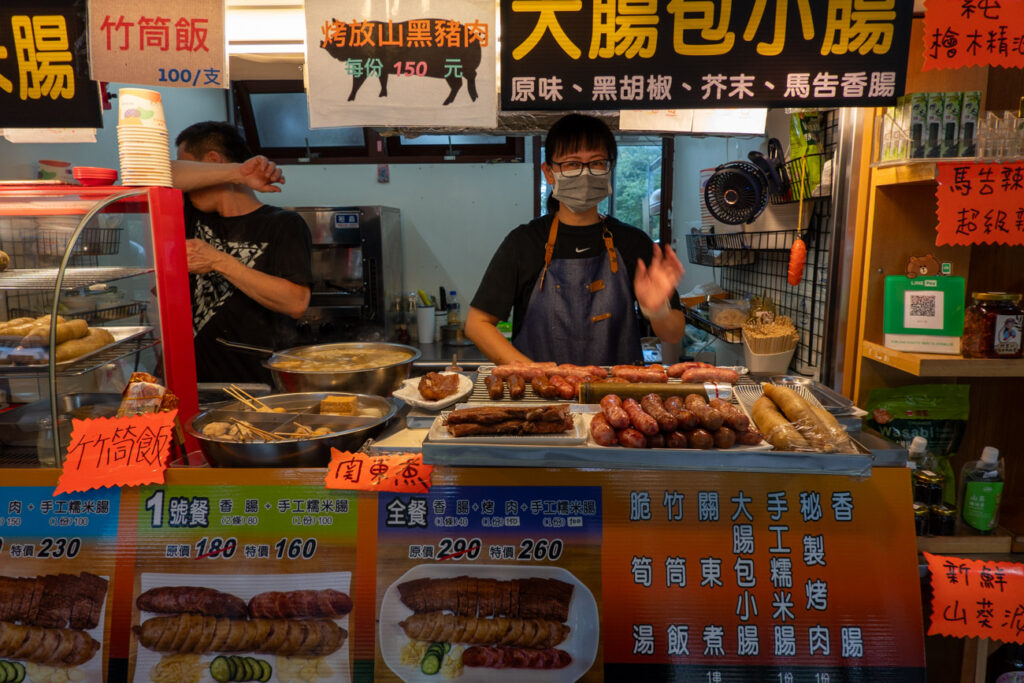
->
xmin=209 ymin=656 xmax=232 ymax=683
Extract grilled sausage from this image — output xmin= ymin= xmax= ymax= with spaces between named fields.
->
xmin=616 ymin=427 xmax=647 ymax=449
xmin=485 ymin=374 xmax=504 ymax=400
xmin=679 ymin=367 xmax=740 ymax=384
xmin=589 ymin=413 xmax=618 ymax=446
xmin=641 ymin=393 xmax=678 ymax=432
xmin=713 ymin=427 xmax=737 ymax=449
xmin=646 ymin=432 xmax=666 ymax=448
xmin=709 ymin=398 xmax=750 ymax=432
xmin=665 ymin=430 xmax=689 ymax=449
xmin=622 ymin=398 xmax=659 ymax=436
xmin=736 ymin=425 xmax=765 ymax=445
xmin=549 ymin=375 xmax=576 ymax=400
xmin=685 ymin=428 xmax=714 ymax=449
xmin=684 ymin=394 xmax=724 ymax=431
xmin=531 ymin=375 xmax=559 ymax=399
xmin=507 ymin=374 xmax=526 ymax=400
xmin=599 ymin=394 xmax=630 ymax=429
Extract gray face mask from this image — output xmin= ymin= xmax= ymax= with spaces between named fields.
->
xmin=552 ymin=169 xmax=612 ymax=214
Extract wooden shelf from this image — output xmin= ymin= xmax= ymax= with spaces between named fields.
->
xmin=917 ymin=528 xmax=1014 ymax=555
xmin=862 ymin=340 xmax=1024 ymax=377
xmin=872 ymin=162 xmax=938 ymax=187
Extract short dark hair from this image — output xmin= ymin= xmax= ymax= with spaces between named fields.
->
xmin=175 ymin=121 xmax=252 ymax=163
xmin=544 ymin=113 xmax=617 ymax=165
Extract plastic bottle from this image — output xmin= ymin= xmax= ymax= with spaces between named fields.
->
xmin=987 ymin=642 xmax=1024 ymax=683
xmin=447 ymin=290 xmax=460 ymax=324
xmin=908 ymin=435 xmax=928 ymax=469
xmin=960 ymin=446 xmax=1004 ymax=533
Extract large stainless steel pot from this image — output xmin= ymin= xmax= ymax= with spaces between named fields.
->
xmin=185 ymin=391 xmax=398 ymax=467
xmin=261 ymin=342 xmax=421 ymax=395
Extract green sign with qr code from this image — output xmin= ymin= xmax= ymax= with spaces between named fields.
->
xmin=883 ymin=275 xmax=966 ymax=354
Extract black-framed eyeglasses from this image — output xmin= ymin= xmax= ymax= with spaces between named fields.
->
xmin=550 ymin=158 xmax=613 ymax=177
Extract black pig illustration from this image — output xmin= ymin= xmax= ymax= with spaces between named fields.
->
xmin=320 ymin=18 xmax=482 ymax=106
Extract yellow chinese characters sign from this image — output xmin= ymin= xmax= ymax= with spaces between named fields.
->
xmin=501 ymin=0 xmax=913 ymax=110
xmin=0 ymin=0 xmax=100 ymax=128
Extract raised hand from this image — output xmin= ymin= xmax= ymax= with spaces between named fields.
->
xmin=634 ymin=243 xmax=685 ymax=313
xmin=237 ymin=155 xmax=285 ymax=192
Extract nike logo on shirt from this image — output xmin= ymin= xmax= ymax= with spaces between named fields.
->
xmin=575 ymin=247 xmax=590 ymax=253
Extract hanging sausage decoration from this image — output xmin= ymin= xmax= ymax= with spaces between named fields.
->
xmin=787 ymin=157 xmax=807 ymax=286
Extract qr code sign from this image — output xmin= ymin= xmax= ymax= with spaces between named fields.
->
xmin=909 ymin=294 xmax=936 ymax=317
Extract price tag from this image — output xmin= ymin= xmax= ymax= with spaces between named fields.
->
xmin=924 ymin=552 xmax=1024 ymax=643
xmin=54 ymin=411 xmax=177 ymax=495
xmin=325 ymin=450 xmax=432 ymax=493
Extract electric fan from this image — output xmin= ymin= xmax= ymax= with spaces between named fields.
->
xmin=703 ymin=139 xmax=788 ymax=225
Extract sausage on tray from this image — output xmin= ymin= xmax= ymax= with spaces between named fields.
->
xmin=531 ymin=375 xmax=559 ymax=399
xmin=507 ymin=374 xmax=526 ymax=400
xmin=713 ymin=427 xmax=737 ymax=449
xmin=684 ymin=394 xmax=725 ymax=431
xmin=709 ymin=398 xmax=750 ymax=432
xmin=622 ymin=398 xmax=659 ymax=436
xmin=599 ymin=395 xmax=630 ymax=429
xmin=662 ymin=396 xmax=700 ymax=430
xmin=616 ymin=427 xmax=647 ymax=449
xmin=679 ymin=367 xmax=740 ymax=384
xmin=686 ymin=428 xmax=714 ymax=450
xmin=549 ymin=375 xmax=576 ymax=400
xmin=485 ymin=374 xmax=504 ymax=400
xmin=589 ymin=413 xmax=618 ymax=446
xmin=736 ymin=425 xmax=765 ymax=445
xmin=640 ymin=393 xmax=678 ymax=432
xmin=665 ymin=430 xmax=688 ymax=449
xmin=646 ymin=432 xmax=666 ymax=448
xmin=666 ymin=361 xmax=712 ymax=378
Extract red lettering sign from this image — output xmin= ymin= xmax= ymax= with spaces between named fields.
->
xmin=935 ymin=161 xmax=1024 ymax=246
xmin=325 ymin=450 xmax=432 ymax=493
xmin=923 ymin=0 xmax=1024 ymax=69
xmin=924 ymin=552 xmax=1024 ymax=643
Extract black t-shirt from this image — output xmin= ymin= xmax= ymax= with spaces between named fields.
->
xmin=185 ymin=202 xmax=312 ymax=383
xmin=470 ymin=214 xmax=681 ymax=339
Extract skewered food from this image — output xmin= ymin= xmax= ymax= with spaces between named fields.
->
xmin=398 ymin=613 xmax=569 ymax=649
xmin=418 ymin=372 xmax=460 ymax=401
xmin=248 ymin=590 xmax=352 ymax=620
xmin=463 ymin=645 xmax=572 ymax=669
xmin=133 ymin=614 xmax=346 ymax=656
xmin=136 ymin=586 xmax=248 ymax=618
xmin=397 ymin=577 xmax=573 ymax=622
xmin=0 ymin=621 xmax=100 ymax=666
xmin=0 ymin=572 xmax=107 ymax=630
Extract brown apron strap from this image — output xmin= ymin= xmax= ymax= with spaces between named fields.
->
xmin=602 ymin=220 xmax=618 ymax=274
xmin=538 ymin=215 xmax=559 ymax=292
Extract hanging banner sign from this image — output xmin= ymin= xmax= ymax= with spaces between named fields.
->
xmin=0 ymin=0 xmax=102 ymax=128
xmin=87 ymin=0 xmax=227 ymax=88
xmin=935 ymin=161 xmax=1024 ymax=246
xmin=923 ymin=552 xmax=1024 ymax=644
xmin=54 ymin=412 xmax=177 ymax=495
xmin=303 ymin=0 xmax=497 ymax=128
xmin=923 ymin=0 xmax=1024 ymax=70
xmin=501 ymin=0 xmax=914 ymax=111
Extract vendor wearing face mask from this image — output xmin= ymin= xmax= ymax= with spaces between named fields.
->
xmin=466 ymin=113 xmax=686 ymax=366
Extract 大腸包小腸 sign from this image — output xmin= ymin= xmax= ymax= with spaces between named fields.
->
xmin=87 ymin=0 xmax=227 ymax=89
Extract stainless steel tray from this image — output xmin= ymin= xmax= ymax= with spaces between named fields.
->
xmin=0 ymin=326 xmax=152 ymax=372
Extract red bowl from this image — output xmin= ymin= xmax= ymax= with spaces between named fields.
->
xmin=73 ymin=167 xmax=118 ymax=186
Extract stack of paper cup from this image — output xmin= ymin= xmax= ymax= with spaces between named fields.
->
xmin=117 ymin=88 xmax=172 ymax=187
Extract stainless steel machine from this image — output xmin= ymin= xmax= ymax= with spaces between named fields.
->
xmin=287 ymin=206 xmax=403 ymax=344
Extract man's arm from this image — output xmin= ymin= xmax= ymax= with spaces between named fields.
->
xmin=634 ymin=243 xmax=686 ymax=344
xmin=465 ymin=306 xmax=532 ymax=365
xmin=187 ymin=239 xmax=310 ymax=318
xmin=172 ymin=156 xmax=284 ymax=193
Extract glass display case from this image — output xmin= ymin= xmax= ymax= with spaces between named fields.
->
xmin=0 ymin=184 xmax=198 ymax=465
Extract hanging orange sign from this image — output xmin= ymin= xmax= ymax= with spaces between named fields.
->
xmin=935 ymin=161 xmax=1024 ymax=246
xmin=54 ymin=411 xmax=177 ymax=495
xmin=923 ymin=0 xmax=1024 ymax=69
xmin=325 ymin=450 xmax=433 ymax=493
xmin=924 ymin=552 xmax=1024 ymax=643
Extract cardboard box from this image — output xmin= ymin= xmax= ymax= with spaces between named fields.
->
xmin=909 ymin=92 xmax=928 ymax=158
xmin=883 ymin=275 xmax=966 ymax=354
xmin=942 ymin=91 xmax=962 ymax=157
xmin=926 ymin=92 xmax=944 ymax=158
xmin=959 ymin=90 xmax=982 ymax=157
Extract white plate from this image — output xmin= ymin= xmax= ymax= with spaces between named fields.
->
xmin=427 ymin=409 xmax=586 ymax=445
xmin=134 ymin=571 xmax=352 ymax=683
xmin=392 ymin=373 xmax=473 ymax=411
xmin=379 ymin=564 xmax=598 ymax=683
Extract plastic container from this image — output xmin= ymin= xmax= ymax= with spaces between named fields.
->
xmin=907 ymin=435 xmax=928 ymax=469
xmin=742 ymin=339 xmax=795 ymax=373
xmin=709 ymin=298 xmax=749 ymax=329
xmin=447 ymin=290 xmax=460 ymax=324
xmin=959 ymin=446 xmax=1003 ymax=533
xmin=962 ymin=292 xmax=1023 ymax=358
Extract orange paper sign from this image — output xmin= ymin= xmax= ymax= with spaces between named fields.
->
xmin=935 ymin=161 xmax=1024 ymax=246
xmin=326 ymin=450 xmax=432 ymax=493
xmin=923 ymin=0 xmax=1024 ymax=69
xmin=924 ymin=552 xmax=1024 ymax=643
xmin=54 ymin=411 xmax=177 ymax=495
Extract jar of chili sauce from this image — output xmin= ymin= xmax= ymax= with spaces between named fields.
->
xmin=962 ymin=292 xmax=1023 ymax=358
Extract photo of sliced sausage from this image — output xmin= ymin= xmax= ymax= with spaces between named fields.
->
xmin=589 ymin=413 xmax=618 ymax=446
xmin=713 ymin=426 xmax=737 ymax=449
xmin=507 ymin=374 xmax=526 ymax=400
xmin=709 ymin=398 xmax=750 ymax=432
xmin=616 ymin=427 xmax=647 ymax=449
xmin=684 ymin=394 xmax=724 ymax=431
xmin=640 ymin=393 xmax=678 ymax=433
xmin=665 ymin=430 xmax=688 ymax=449
xmin=622 ymin=398 xmax=659 ymax=436
xmin=485 ymin=374 xmax=504 ymax=400
xmin=549 ymin=375 xmax=576 ymax=400
xmin=599 ymin=395 xmax=630 ymax=429
xmin=646 ymin=432 xmax=666 ymax=448
xmin=685 ymin=428 xmax=714 ymax=449
xmin=736 ymin=425 xmax=765 ymax=445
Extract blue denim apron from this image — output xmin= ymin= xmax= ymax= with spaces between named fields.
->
xmin=513 ymin=216 xmax=642 ymax=365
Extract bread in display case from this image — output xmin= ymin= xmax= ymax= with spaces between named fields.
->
xmin=0 ymin=184 xmax=198 ymax=465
